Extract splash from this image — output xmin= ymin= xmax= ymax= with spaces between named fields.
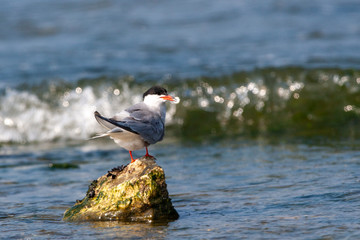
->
xmin=1 ymin=67 xmax=360 ymax=143
xmin=0 ymin=79 xmax=178 ymax=143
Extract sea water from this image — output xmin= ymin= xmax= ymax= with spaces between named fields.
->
xmin=1 ymin=0 xmax=360 ymax=239
xmin=1 ymin=140 xmax=360 ymax=239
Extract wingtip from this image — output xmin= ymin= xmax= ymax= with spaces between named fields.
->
xmin=94 ymin=111 xmax=100 ymax=116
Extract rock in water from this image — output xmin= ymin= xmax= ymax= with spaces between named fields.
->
xmin=63 ymin=156 xmax=179 ymax=221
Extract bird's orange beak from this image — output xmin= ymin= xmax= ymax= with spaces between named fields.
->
xmin=160 ymin=95 xmax=175 ymax=101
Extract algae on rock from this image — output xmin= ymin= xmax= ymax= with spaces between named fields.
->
xmin=63 ymin=156 xmax=179 ymax=221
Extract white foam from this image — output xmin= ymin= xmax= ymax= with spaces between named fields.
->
xmin=0 ymin=86 xmax=178 ymax=143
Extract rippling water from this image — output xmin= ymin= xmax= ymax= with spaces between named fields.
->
xmin=1 ymin=140 xmax=360 ymax=239
xmin=2 ymin=0 xmax=360 ymax=239
xmin=1 ymin=0 xmax=360 ymax=85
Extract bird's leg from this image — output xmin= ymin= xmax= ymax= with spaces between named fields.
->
xmin=129 ymin=151 xmax=136 ymax=163
xmin=144 ymin=146 xmax=154 ymax=158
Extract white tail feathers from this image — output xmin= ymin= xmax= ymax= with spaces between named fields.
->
xmin=89 ymin=128 xmax=123 ymax=140
xmin=89 ymin=133 xmax=109 ymax=140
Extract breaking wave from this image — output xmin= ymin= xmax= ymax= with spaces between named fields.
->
xmin=1 ymin=67 xmax=360 ymax=144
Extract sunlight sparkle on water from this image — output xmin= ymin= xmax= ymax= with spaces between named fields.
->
xmin=76 ymin=87 xmax=82 ymax=94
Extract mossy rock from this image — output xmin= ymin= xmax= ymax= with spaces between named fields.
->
xmin=63 ymin=156 xmax=179 ymax=222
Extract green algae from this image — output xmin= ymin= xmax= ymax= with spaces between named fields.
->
xmin=63 ymin=157 xmax=179 ymax=222
xmin=48 ymin=163 xmax=79 ymax=169
xmin=63 ymin=196 xmax=91 ymax=221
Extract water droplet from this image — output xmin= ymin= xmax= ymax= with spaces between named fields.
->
xmin=233 ymin=108 xmax=243 ymax=117
xmin=259 ymin=89 xmax=267 ymax=97
xmin=344 ymin=105 xmax=353 ymax=112
xmin=247 ymin=82 xmax=256 ymax=91
xmin=199 ymin=99 xmax=209 ymax=107
xmin=4 ymin=118 xmax=14 ymax=127
xmin=227 ymin=101 xmax=234 ymax=109
xmin=113 ymin=89 xmax=120 ymax=96
xmin=173 ymin=97 xmax=180 ymax=104
xmin=63 ymin=101 xmax=69 ymax=107
xmin=214 ymin=96 xmax=224 ymax=103
xmin=76 ymin=87 xmax=82 ymax=94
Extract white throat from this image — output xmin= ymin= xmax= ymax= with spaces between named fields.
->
xmin=143 ymin=94 xmax=167 ymax=122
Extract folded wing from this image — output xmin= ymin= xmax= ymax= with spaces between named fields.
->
xmin=94 ymin=107 xmax=164 ymax=144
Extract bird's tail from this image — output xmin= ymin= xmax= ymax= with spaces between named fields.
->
xmin=89 ymin=133 xmax=109 ymax=140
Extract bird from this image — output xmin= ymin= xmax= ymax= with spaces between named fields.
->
xmin=92 ymin=86 xmax=175 ymax=163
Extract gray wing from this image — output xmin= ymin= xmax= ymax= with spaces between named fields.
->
xmin=94 ymin=111 xmax=135 ymax=134
xmin=124 ymin=103 xmax=152 ymax=120
xmin=123 ymin=117 xmax=164 ymax=144
xmin=122 ymin=103 xmax=165 ymax=144
xmin=94 ymin=105 xmax=164 ymax=144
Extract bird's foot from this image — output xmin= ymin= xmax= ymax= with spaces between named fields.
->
xmin=129 ymin=151 xmax=138 ymax=163
xmin=143 ymin=154 xmax=156 ymax=160
xmin=144 ymin=147 xmax=156 ymax=159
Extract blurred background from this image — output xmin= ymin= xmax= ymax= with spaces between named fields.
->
xmin=1 ymin=0 xmax=360 ymax=142
xmin=1 ymin=1 xmax=360 ymax=239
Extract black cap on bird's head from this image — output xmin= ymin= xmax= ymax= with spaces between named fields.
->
xmin=143 ymin=86 xmax=168 ymax=99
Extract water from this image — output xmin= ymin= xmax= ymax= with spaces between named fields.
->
xmin=1 ymin=140 xmax=360 ymax=239
xmin=1 ymin=0 xmax=360 ymax=85
xmin=2 ymin=68 xmax=360 ymax=143
xmin=2 ymin=0 xmax=360 ymax=239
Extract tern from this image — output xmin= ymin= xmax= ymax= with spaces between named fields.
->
xmin=93 ymin=86 xmax=175 ymax=163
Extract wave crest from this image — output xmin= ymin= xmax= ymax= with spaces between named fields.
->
xmin=2 ymin=67 xmax=360 ymax=143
